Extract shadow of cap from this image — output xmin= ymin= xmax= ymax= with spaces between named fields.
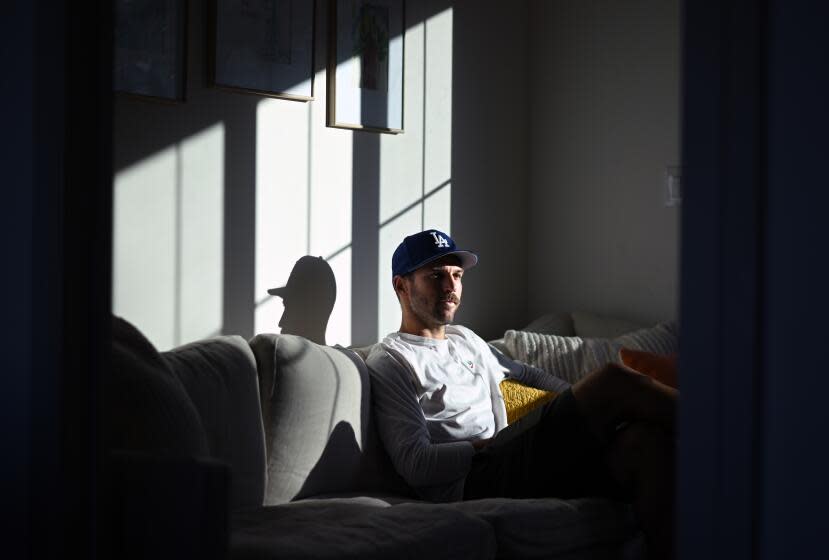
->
xmin=267 ymin=256 xmax=337 ymax=305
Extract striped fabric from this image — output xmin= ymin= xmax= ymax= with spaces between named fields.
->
xmin=503 ymin=322 xmax=679 ymax=384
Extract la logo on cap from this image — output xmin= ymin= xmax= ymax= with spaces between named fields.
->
xmin=430 ymin=231 xmax=450 ymax=248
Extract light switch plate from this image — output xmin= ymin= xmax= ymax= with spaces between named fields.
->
xmin=665 ymin=165 xmax=682 ymax=206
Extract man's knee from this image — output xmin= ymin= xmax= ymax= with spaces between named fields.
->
xmin=577 ymin=360 xmax=676 ymax=411
xmin=601 ymin=361 xmax=663 ymax=390
xmin=577 ymin=361 xmax=648 ymax=396
xmin=573 ymin=363 xmax=652 ymax=413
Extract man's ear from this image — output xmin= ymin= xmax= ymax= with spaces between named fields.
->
xmin=393 ymin=275 xmax=407 ymax=297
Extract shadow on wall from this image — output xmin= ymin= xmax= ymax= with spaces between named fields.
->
xmin=267 ymin=255 xmax=337 ymax=346
xmin=113 ymin=0 xmax=456 ymax=351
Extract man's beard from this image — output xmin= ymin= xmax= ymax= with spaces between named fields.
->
xmin=411 ymin=292 xmax=459 ymax=327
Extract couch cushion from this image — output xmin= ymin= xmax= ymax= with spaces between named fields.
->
xmin=451 ymin=497 xmax=637 ymax=559
xmin=106 ymin=316 xmax=208 ymax=457
xmin=503 ymin=321 xmax=679 ymax=384
xmin=231 ymin=499 xmax=496 ymax=559
xmin=249 ymin=334 xmax=411 ymax=505
xmin=163 ymin=336 xmax=266 ymax=509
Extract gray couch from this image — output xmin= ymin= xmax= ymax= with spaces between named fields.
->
xmin=107 ymin=315 xmax=643 ymax=559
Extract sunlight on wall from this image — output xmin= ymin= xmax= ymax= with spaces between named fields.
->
xmin=113 ymin=123 xmax=225 ymax=350
xmin=254 ymin=71 xmax=354 ymax=345
xmin=114 ymin=147 xmax=177 ymax=347
xmin=423 ymin=9 xmax=453 ymax=191
xmin=110 ymin=5 xmax=465 ymax=349
xmin=377 ymin=7 xmax=453 ymax=338
xmin=424 ymin=183 xmax=452 ymax=233
xmin=254 ymin=98 xmax=311 ymax=335
xmin=327 ymin=248 xmax=352 ymax=345
xmin=179 ymin=125 xmax=225 ymax=343
xmin=379 ymin=21 xmax=423 ymax=226
xmin=309 ymin=73 xmax=354 ymax=345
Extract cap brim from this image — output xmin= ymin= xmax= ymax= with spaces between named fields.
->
xmin=267 ymin=286 xmax=288 ymax=297
xmin=406 ymin=250 xmax=478 ymax=275
xmin=452 ymin=250 xmax=478 ymax=270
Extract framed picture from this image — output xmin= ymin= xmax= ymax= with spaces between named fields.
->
xmin=210 ymin=0 xmax=315 ymax=101
xmin=114 ymin=0 xmax=187 ymax=102
xmin=327 ymin=0 xmax=405 ymax=133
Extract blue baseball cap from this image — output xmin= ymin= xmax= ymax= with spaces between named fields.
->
xmin=392 ymin=229 xmax=478 ymax=278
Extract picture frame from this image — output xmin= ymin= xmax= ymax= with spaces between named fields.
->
xmin=114 ymin=0 xmax=188 ymax=102
xmin=210 ymin=0 xmax=316 ymax=101
xmin=327 ymin=0 xmax=405 ymax=133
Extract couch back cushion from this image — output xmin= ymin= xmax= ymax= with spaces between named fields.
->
xmin=504 ymin=321 xmax=679 ymax=384
xmin=107 ymin=316 xmax=209 ymax=457
xmin=249 ymin=334 xmax=410 ymax=505
xmin=163 ymin=336 xmax=266 ymax=510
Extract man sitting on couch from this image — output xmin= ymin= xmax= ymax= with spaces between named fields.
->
xmin=366 ymin=229 xmax=678 ymax=559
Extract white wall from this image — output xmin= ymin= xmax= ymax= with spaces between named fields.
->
xmin=113 ymin=0 xmax=679 ymax=350
xmin=527 ymin=0 xmax=681 ymax=325
xmin=113 ymin=0 xmax=532 ymax=349
xmin=448 ymin=1 xmax=531 ymax=340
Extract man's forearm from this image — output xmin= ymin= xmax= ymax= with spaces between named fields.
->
xmin=489 ymin=344 xmax=570 ymax=392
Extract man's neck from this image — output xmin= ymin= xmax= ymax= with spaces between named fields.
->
xmin=398 ymin=321 xmax=447 ymax=340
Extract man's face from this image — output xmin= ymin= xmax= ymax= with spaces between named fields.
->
xmin=397 ymin=255 xmax=464 ymax=328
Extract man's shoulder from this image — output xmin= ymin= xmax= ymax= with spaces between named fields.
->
xmin=366 ymin=333 xmax=402 ymax=361
xmin=365 ymin=341 xmax=391 ymax=367
xmin=366 ymin=337 xmax=413 ymax=376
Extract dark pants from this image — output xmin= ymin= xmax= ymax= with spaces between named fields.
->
xmin=463 ymin=389 xmax=625 ymax=501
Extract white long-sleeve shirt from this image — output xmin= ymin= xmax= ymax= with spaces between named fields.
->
xmin=365 ymin=325 xmax=571 ymax=501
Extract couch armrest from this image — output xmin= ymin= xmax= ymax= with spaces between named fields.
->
xmin=107 ymin=450 xmax=230 ymax=560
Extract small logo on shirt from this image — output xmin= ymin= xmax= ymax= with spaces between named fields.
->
xmin=465 ymin=360 xmax=475 ymax=370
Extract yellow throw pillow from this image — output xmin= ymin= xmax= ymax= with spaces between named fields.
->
xmin=499 ymin=379 xmax=557 ymax=424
